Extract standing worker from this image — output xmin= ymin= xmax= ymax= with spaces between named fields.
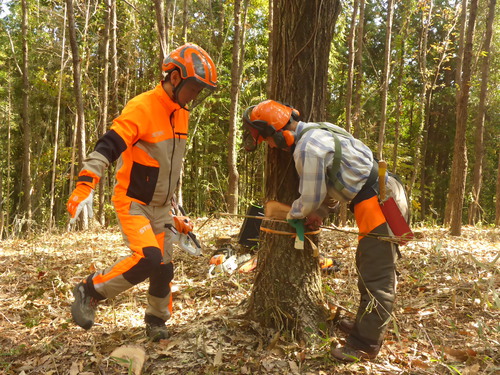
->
xmin=67 ymin=43 xmax=217 ymax=341
xmin=242 ymin=100 xmax=410 ymax=361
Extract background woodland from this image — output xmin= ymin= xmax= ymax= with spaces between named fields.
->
xmin=0 ymin=0 xmax=499 ymax=237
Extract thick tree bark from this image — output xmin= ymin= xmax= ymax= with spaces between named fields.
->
xmin=377 ymin=0 xmax=394 ymax=160
xmin=468 ymin=0 xmax=495 ymax=225
xmin=246 ymin=0 xmax=341 ymax=340
xmin=21 ymin=0 xmax=32 ymax=229
xmin=447 ymin=0 xmax=478 ymax=235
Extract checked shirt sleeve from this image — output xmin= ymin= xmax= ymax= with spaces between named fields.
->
xmin=288 ymin=134 xmax=332 ymax=220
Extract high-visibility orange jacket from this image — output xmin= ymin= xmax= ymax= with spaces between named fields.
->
xmin=78 ymin=83 xmax=189 ymax=206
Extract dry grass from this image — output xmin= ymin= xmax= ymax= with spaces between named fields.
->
xmin=0 ymin=219 xmax=498 ymax=374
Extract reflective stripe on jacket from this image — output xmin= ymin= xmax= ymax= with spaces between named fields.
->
xmin=81 ymin=82 xmax=189 ymax=206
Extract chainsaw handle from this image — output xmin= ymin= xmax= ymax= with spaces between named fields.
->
xmin=378 ymin=160 xmax=387 ymax=201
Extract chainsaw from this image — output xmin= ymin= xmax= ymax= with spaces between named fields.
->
xmin=166 ymin=199 xmax=202 ymax=256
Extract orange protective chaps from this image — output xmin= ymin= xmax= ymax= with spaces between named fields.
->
xmin=347 ymin=195 xmax=398 ymax=354
xmin=84 ymin=200 xmax=175 ymax=322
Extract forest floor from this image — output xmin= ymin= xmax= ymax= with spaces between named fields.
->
xmin=0 ymin=218 xmax=498 ymax=375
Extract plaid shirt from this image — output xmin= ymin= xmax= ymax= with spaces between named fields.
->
xmin=288 ymin=121 xmax=375 ymax=219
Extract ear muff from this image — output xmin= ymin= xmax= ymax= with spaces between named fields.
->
xmin=271 ymin=130 xmax=296 ymax=149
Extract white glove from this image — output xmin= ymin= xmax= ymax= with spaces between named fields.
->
xmin=67 ymin=185 xmax=94 ymax=224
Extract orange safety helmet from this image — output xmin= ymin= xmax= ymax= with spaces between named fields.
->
xmin=242 ymin=100 xmax=300 ymax=151
xmin=162 ymin=43 xmax=218 ymax=90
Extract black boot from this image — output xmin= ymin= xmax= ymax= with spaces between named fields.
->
xmin=145 ymin=314 xmax=168 ymax=342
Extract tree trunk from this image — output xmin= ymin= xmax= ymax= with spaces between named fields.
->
xmin=468 ymin=0 xmax=495 ymax=225
xmin=377 ymin=0 xmax=394 ymax=160
xmin=97 ymin=0 xmax=112 ymax=225
xmin=392 ymin=35 xmax=406 ymax=174
xmin=0 ymin=170 xmax=3 ymax=239
xmin=447 ymin=0 xmax=478 ymax=235
xmin=182 ymin=0 xmax=188 ymax=43
xmin=49 ymin=3 xmax=67 ymax=230
xmin=352 ymin=0 xmax=365 ymax=139
xmin=21 ymin=0 xmax=32 ymax=230
xmin=67 ymin=0 xmax=89 ymax=227
xmin=340 ymin=0 xmax=359 ymax=225
xmin=446 ymin=0 xmax=468 ymax=223
xmin=496 ymin=152 xmax=500 ymax=227
xmin=154 ymin=0 xmax=168 ymax=67
xmin=67 ymin=0 xmax=86 ymax=169
xmin=6 ymin=62 xmax=13 ymax=236
xmin=246 ymin=0 xmax=341 ymax=340
xmin=226 ymin=0 xmax=248 ymax=214
xmin=408 ymin=0 xmax=432 ymax=202
xmin=110 ymin=0 xmax=119 ymax=119
xmin=266 ymin=0 xmax=274 ymax=96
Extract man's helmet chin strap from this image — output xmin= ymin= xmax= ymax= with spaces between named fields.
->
xmin=172 ymin=79 xmax=190 ymax=111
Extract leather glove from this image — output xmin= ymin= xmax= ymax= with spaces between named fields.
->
xmin=173 ymin=215 xmax=194 ymax=234
xmin=305 ymin=213 xmax=323 ymax=230
xmin=67 ymin=184 xmax=94 ymax=224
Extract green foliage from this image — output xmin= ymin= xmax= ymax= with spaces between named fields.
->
xmin=0 ymin=0 xmax=497 ymax=231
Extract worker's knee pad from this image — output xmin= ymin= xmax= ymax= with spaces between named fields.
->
xmin=149 ymin=262 xmax=174 ymax=298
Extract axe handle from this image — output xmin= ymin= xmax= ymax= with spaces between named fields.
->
xmin=378 ymin=160 xmax=387 ymax=201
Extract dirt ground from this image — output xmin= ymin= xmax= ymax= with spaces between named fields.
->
xmin=0 ymin=218 xmax=498 ymax=374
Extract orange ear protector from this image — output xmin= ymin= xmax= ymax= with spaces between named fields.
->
xmin=242 ymin=106 xmax=298 ymax=151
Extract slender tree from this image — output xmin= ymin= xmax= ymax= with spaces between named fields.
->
xmin=446 ymin=0 xmax=478 ymax=235
xmin=0 ymin=170 xmax=3 ymax=238
xmin=21 ymin=0 xmax=32 ymax=229
xmin=154 ymin=0 xmax=168 ymax=67
xmin=67 ymin=0 xmax=89 ymax=227
xmin=339 ymin=0 xmax=360 ymax=225
xmin=49 ymin=3 xmax=67 ymax=230
xmin=408 ymin=0 xmax=433 ymax=200
xmin=468 ymin=0 xmax=496 ymax=225
xmin=246 ymin=0 xmax=341 ymax=339
xmin=227 ymin=0 xmax=249 ymax=214
xmin=352 ymin=0 xmax=365 ymax=139
xmin=97 ymin=0 xmax=112 ymax=224
xmin=496 ymin=152 xmax=500 ymax=227
xmin=392 ymin=34 xmax=407 ymax=174
xmin=110 ymin=0 xmax=119 ymax=119
xmin=377 ymin=0 xmax=394 ymax=160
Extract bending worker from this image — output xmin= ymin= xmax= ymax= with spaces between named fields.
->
xmin=242 ymin=99 xmax=410 ymax=362
xmin=67 ymin=43 xmax=217 ymax=341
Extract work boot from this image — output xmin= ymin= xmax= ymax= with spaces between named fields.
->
xmin=337 ymin=318 xmax=355 ymax=334
xmin=71 ymin=282 xmax=98 ymax=330
xmin=145 ymin=314 xmax=168 ymax=342
xmin=331 ymin=345 xmax=378 ymax=362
